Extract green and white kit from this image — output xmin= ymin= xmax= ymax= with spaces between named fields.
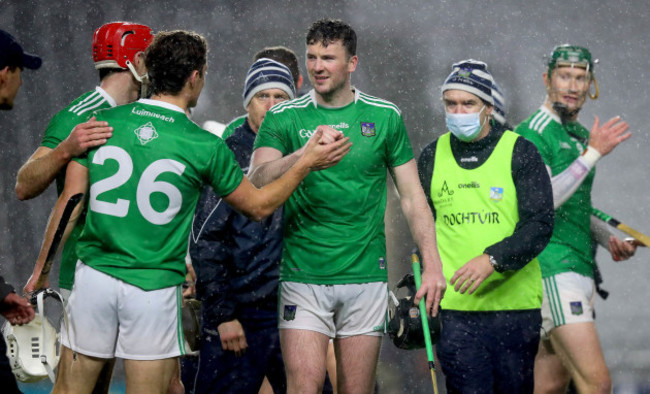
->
xmin=254 ymin=89 xmax=414 ymax=285
xmin=515 ymin=106 xmax=595 ymax=279
xmin=40 ymin=87 xmax=116 ymax=290
xmin=75 ymin=99 xmax=243 ymax=291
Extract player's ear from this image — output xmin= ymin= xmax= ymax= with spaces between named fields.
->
xmin=0 ymin=66 xmax=9 ymax=84
xmin=133 ymin=52 xmax=147 ymax=75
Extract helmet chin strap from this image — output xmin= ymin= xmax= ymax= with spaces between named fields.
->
xmin=552 ymin=102 xmax=581 ymax=125
xmin=126 ymin=60 xmax=150 ymax=99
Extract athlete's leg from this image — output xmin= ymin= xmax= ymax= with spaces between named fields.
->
xmin=334 ymin=335 xmax=381 ymax=394
xmin=52 ymin=346 xmax=110 ymax=394
xmin=545 ymin=322 xmax=611 ymax=394
xmin=280 ymin=328 xmax=330 ymax=394
xmin=91 ymin=358 xmax=116 ymax=394
xmin=124 ymin=357 xmax=178 ymax=394
xmin=166 ymin=358 xmax=184 ymax=394
xmin=534 ymin=339 xmax=571 ymax=394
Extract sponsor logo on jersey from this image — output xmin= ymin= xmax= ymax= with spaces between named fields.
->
xmin=379 ymin=257 xmax=386 ymax=270
xmin=437 ymin=181 xmax=455 ymax=197
xmin=361 ymin=122 xmax=376 ymax=137
xmin=442 ymin=211 xmax=500 ymax=226
xmin=298 ymin=123 xmax=349 ymax=139
xmin=331 ymin=122 xmax=350 ymax=129
xmin=298 ymin=128 xmax=314 ymax=138
xmin=460 ymin=156 xmax=478 ymax=162
xmin=458 ymin=181 xmax=480 ymax=189
xmin=132 ymin=107 xmax=175 ymax=123
xmin=283 ymin=305 xmax=297 ymax=321
xmin=490 ymin=187 xmax=504 ymax=202
xmin=134 ymin=122 xmax=159 ymax=145
xmin=570 ymin=301 xmax=583 ymax=315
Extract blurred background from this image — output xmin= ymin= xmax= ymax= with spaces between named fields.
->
xmin=2 ymin=0 xmax=649 ymax=392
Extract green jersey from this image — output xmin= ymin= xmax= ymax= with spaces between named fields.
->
xmin=254 ymin=89 xmax=414 ymax=284
xmin=515 ymin=106 xmax=595 ymax=278
xmin=41 ymin=87 xmax=115 ymax=290
xmin=221 ymin=114 xmax=246 ymax=140
xmin=75 ymin=99 xmax=244 ymax=291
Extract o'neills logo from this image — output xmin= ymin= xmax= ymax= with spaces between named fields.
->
xmin=458 ymin=181 xmax=480 ymax=189
xmin=443 ymin=211 xmax=500 ymax=226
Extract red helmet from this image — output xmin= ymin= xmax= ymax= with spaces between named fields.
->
xmin=93 ymin=22 xmax=153 ymax=70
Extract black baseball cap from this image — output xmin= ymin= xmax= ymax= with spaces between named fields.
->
xmin=0 ymin=29 xmax=42 ymax=70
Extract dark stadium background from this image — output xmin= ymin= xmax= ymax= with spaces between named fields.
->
xmin=2 ymin=1 xmax=649 ymax=392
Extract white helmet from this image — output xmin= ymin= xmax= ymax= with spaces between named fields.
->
xmin=2 ymin=289 xmax=65 ymax=383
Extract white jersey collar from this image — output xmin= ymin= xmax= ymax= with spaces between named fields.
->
xmin=137 ymin=98 xmax=186 ymax=114
xmin=308 ymin=87 xmax=361 ymax=109
xmin=95 ymin=86 xmax=117 ymax=107
xmin=539 ymin=104 xmax=561 ymax=124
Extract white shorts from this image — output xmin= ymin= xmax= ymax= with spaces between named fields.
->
xmin=278 ymin=281 xmax=387 ymax=338
xmin=61 ymin=261 xmax=186 ymax=360
xmin=541 ymin=271 xmax=596 ymax=339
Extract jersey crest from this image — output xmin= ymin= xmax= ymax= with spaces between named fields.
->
xmin=134 ymin=122 xmax=159 ymax=145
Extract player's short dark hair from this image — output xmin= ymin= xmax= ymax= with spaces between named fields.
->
xmin=306 ymin=19 xmax=356 ymax=58
xmin=254 ymin=46 xmax=300 ymax=87
xmin=145 ymin=30 xmax=207 ymax=96
xmin=98 ymin=68 xmax=125 ymax=83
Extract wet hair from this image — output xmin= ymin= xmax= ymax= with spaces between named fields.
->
xmin=306 ymin=19 xmax=356 ymax=58
xmin=145 ymin=30 xmax=207 ymax=96
xmin=254 ymin=46 xmax=300 ymax=87
xmin=98 ymin=68 xmax=125 ymax=82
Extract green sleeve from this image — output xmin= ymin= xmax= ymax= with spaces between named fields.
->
xmin=206 ymin=139 xmax=244 ymax=197
xmin=387 ymin=112 xmax=415 ymax=168
xmin=253 ymin=110 xmax=288 ymax=154
xmin=515 ymin=124 xmax=553 ymax=167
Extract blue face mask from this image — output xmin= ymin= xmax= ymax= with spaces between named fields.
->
xmin=445 ymin=105 xmax=486 ymax=142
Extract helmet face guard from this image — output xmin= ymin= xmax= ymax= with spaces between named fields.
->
xmin=546 ymin=44 xmax=599 ymax=121
xmin=387 ymin=273 xmax=441 ymax=350
xmin=182 ymin=298 xmax=202 ymax=355
xmin=2 ymin=289 xmax=64 ymax=383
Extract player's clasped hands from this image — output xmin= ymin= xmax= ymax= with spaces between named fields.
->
xmin=588 ymin=115 xmax=631 ymax=156
xmin=302 ymin=126 xmax=352 ymax=171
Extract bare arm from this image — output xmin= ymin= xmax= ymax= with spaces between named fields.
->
xmin=23 ymin=161 xmax=88 ymax=295
xmin=226 ymin=129 xmax=351 ymax=220
xmin=15 ymin=117 xmax=112 ymax=200
xmin=391 ymin=159 xmax=446 ymax=317
xmin=248 ymin=125 xmax=350 ymax=187
xmin=248 ymin=146 xmax=300 ymax=187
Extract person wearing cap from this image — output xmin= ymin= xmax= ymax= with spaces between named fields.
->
xmin=417 ymin=59 xmax=554 ymax=393
xmin=0 ymin=28 xmax=40 ymax=394
xmin=189 ymin=57 xmax=296 ymax=394
xmin=250 ymin=19 xmax=445 ymax=393
xmin=0 ymin=29 xmax=42 ymax=110
xmin=490 ymin=80 xmax=512 ymax=130
xmin=219 ymin=45 xmax=304 ymax=140
xmin=515 ymin=45 xmax=636 ymax=393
